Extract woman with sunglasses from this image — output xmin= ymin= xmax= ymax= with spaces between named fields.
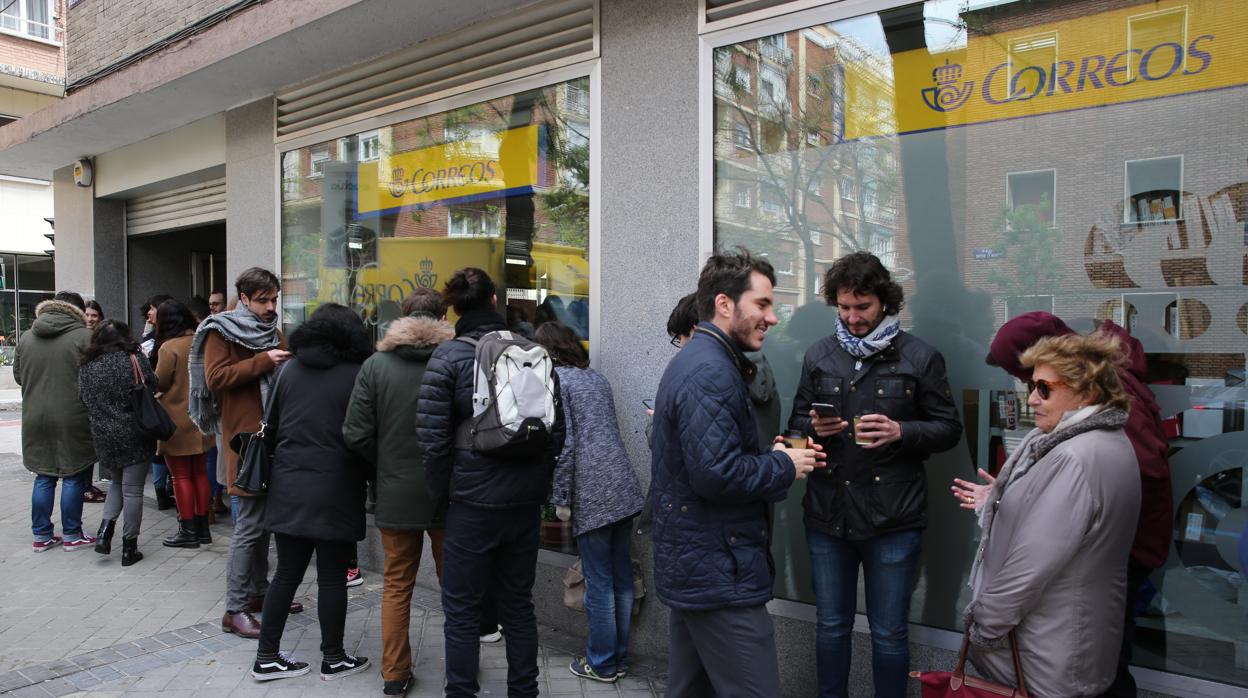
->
xmin=952 ymin=332 xmax=1141 ymax=697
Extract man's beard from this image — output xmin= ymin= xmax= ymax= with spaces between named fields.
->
xmin=729 ymin=308 xmax=760 ymax=349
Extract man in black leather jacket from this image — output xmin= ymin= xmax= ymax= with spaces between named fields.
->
xmin=415 ymin=267 xmax=565 ymax=698
xmin=789 ymin=252 xmax=961 ymax=698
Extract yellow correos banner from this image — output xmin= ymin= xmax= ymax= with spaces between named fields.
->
xmin=845 ymin=0 xmax=1248 ymax=140
xmin=356 ymin=124 xmax=544 ymax=216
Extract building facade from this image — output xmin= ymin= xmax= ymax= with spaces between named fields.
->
xmin=0 ymin=0 xmax=1244 ymax=695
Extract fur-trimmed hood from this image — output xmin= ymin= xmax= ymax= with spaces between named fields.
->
xmin=32 ymin=300 xmax=87 ymax=338
xmin=377 ymin=316 xmax=454 ymax=356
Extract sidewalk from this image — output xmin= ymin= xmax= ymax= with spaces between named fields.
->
xmin=0 ymin=417 xmax=666 ymax=697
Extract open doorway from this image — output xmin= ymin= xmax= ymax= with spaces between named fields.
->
xmin=126 ymin=223 xmax=226 ymax=329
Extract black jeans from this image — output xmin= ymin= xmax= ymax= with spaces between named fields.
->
xmin=1098 ymin=560 xmax=1153 ymax=697
xmin=442 ymin=503 xmax=540 ymax=697
xmin=258 ymin=533 xmax=355 ymax=658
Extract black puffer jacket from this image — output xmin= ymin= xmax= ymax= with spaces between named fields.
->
xmin=415 ymin=308 xmax=566 ymax=510
xmin=789 ymin=329 xmax=962 ymax=540
xmin=265 ymin=341 xmax=368 ymax=542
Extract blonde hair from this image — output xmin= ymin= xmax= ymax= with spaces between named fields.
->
xmin=1020 ymin=332 xmax=1130 ymax=411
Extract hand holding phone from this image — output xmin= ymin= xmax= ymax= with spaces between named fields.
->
xmin=809 ymin=403 xmax=848 ymax=438
xmin=811 ymin=402 xmax=839 ymax=419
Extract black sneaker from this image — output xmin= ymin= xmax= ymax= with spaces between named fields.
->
xmin=321 ymin=654 xmax=370 ymax=681
xmin=383 ymin=676 xmax=412 ymax=696
xmin=251 ymin=652 xmax=310 ymax=681
xmin=569 ymin=656 xmax=617 ymax=683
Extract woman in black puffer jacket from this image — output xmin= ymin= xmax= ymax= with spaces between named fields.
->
xmin=249 ymin=303 xmax=373 ymax=684
xmin=79 ymin=320 xmax=158 ymax=566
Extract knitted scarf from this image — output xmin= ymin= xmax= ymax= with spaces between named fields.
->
xmin=187 ymin=307 xmax=282 ymax=435
xmin=967 ymin=405 xmax=1129 ymax=593
xmin=834 ymin=314 xmax=901 ymax=360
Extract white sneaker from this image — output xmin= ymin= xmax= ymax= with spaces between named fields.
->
xmin=479 ymin=625 xmax=503 ymax=643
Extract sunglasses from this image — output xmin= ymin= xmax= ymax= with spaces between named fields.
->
xmin=1026 ymin=378 xmax=1068 ymax=400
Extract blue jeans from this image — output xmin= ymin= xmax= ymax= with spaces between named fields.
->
xmin=31 ymin=470 xmax=91 ymax=541
xmin=206 ymin=447 xmax=222 ymax=498
xmin=807 ymin=528 xmax=922 ymax=698
xmin=151 ymin=457 xmax=168 ymax=490
xmin=577 ymin=518 xmax=635 ymax=676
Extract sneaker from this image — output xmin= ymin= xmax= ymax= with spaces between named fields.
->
xmin=569 ymin=656 xmax=617 ymax=683
xmin=479 ymin=625 xmax=502 ymax=643
xmin=63 ymin=534 xmax=98 ymax=551
xmin=32 ymin=535 xmax=63 ymax=553
xmin=346 ymin=567 xmax=363 ymax=587
xmin=321 ymin=654 xmax=369 ymax=681
xmin=251 ymin=652 xmax=310 ymax=682
xmin=383 ymin=677 xmax=412 ymax=696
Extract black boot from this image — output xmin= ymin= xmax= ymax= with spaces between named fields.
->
xmin=121 ymin=537 xmax=143 ymax=567
xmin=94 ymin=519 xmax=116 ymax=555
xmin=155 ymin=486 xmax=174 ymax=511
xmin=194 ymin=514 xmax=212 ymax=544
xmin=163 ymin=520 xmax=201 ymax=548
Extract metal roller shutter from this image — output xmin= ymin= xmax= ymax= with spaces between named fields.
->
xmin=274 ymin=0 xmax=597 ymax=141
xmin=125 ymin=178 xmax=226 ymax=236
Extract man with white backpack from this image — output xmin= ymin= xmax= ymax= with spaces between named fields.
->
xmin=416 ymin=267 xmax=565 ymax=698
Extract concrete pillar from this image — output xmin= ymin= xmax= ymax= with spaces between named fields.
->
xmin=225 ymin=98 xmax=278 ymax=288
xmin=52 ymin=162 xmax=125 ymax=315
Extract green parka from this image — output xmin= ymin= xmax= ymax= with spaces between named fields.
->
xmin=14 ymin=300 xmax=97 ymax=476
xmin=343 ymin=315 xmax=453 ymax=530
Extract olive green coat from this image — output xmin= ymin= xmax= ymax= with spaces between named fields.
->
xmin=14 ymin=300 xmax=97 ymax=476
xmin=343 ymin=316 xmax=453 ymax=530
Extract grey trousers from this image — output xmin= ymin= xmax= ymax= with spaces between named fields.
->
xmin=101 ymin=462 xmax=146 ymax=539
xmin=668 ymin=605 xmax=782 ymax=698
xmin=226 ymin=495 xmax=271 ymax=612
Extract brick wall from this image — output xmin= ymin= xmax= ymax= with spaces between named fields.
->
xmin=65 ymin=0 xmax=237 ymax=84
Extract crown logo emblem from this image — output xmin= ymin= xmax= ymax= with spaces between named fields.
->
xmin=420 ymin=257 xmax=433 ymax=273
xmin=921 ymin=60 xmax=974 ymax=113
xmin=415 ymin=258 xmax=438 ymax=289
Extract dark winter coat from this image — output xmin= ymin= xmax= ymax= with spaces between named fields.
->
xmin=14 ymin=300 xmax=96 ymax=476
xmin=343 ymin=316 xmax=453 ymax=531
xmin=551 ymin=366 xmax=645 ymax=537
xmin=650 ymin=322 xmax=795 ymax=611
xmin=789 ymin=328 xmax=962 ymax=540
xmin=986 ymin=312 xmax=1171 ymax=569
xmin=78 ymin=351 xmax=159 ymax=472
xmin=415 ymin=308 xmax=566 ymax=510
xmin=265 ymin=345 xmax=368 ymax=542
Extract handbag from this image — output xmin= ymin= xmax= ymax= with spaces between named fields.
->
xmin=562 ymin=557 xmax=647 ymax=616
xmin=911 ymin=631 xmax=1029 ymax=697
xmin=229 ymin=366 xmax=284 ymax=495
xmin=128 ymin=355 xmax=176 ymax=441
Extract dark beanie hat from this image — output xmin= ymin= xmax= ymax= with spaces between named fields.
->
xmin=986 ymin=311 xmax=1075 ymax=381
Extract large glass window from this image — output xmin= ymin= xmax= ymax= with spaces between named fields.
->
xmin=281 ymin=77 xmax=590 ymax=553
xmin=714 ymin=0 xmax=1247 ymax=688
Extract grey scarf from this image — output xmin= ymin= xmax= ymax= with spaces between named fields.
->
xmin=187 ymin=307 xmax=281 ymax=435
xmin=968 ymin=405 xmax=1129 ymax=593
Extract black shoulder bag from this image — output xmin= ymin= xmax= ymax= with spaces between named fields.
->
xmin=230 ymin=365 xmax=285 ymax=495
xmin=128 ymin=354 xmax=176 ymax=441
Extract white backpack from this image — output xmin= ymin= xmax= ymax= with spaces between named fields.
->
xmin=453 ymin=331 xmax=557 ymax=456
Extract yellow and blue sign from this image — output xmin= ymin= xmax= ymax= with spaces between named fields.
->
xmin=355 ymin=124 xmax=546 ymax=217
xmin=844 ymin=0 xmax=1247 ymax=139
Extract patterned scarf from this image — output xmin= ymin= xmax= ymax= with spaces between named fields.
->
xmin=834 ymin=314 xmax=901 ymax=360
xmin=187 ymin=307 xmax=281 ymax=435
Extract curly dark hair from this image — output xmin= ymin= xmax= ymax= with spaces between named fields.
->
xmin=81 ymin=319 xmax=139 ymax=365
xmin=821 ymin=251 xmax=904 ymax=316
xmin=534 ymin=322 xmax=589 ymax=369
xmin=695 ymin=247 xmax=776 ymax=321
xmin=288 ymin=303 xmax=373 ymax=363
xmin=666 ymin=292 xmax=699 ymax=340
xmin=151 ymin=300 xmax=198 ymax=369
xmin=443 ymin=267 xmax=496 ymax=315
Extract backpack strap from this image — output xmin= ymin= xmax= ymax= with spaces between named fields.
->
xmin=452 ymin=334 xmax=479 ymax=449
xmin=454 ymin=335 xmax=480 ymax=347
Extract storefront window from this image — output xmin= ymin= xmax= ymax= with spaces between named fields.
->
xmin=280 ymin=77 xmax=590 ymax=553
xmin=714 ymin=0 xmax=1247 ymax=688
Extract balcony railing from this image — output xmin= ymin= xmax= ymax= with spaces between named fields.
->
xmin=0 ymin=15 xmax=62 ymax=43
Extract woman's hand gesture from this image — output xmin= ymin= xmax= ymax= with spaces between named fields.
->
xmin=951 ymin=468 xmax=996 ymax=510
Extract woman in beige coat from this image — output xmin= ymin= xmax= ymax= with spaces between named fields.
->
xmin=953 ymin=332 xmax=1141 ymax=697
xmin=153 ymin=300 xmax=215 ymax=548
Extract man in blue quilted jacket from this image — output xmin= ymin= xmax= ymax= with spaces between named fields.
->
xmin=650 ymin=249 xmax=823 ymax=696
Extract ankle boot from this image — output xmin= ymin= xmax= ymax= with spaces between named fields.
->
xmin=155 ymin=486 xmax=174 ymax=511
xmin=194 ymin=514 xmax=212 ymax=544
xmin=94 ymin=519 xmax=116 ymax=555
xmin=163 ymin=520 xmax=201 ymax=548
xmin=121 ymin=537 xmax=143 ymax=566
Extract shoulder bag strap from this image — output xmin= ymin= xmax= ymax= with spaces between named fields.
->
xmin=953 ymin=630 xmax=1028 ymax=697
xmin=128 ymin=354 xmax=143 ymax=386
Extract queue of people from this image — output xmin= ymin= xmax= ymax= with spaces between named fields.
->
xmin=15 ymin=249 xmax=1168 ymax=698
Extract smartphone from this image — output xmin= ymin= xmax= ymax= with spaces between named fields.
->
xmin=642 ymin=398 xmax=655 ymax=411
xmin=811 ymin=402 xmax=840 ymax=419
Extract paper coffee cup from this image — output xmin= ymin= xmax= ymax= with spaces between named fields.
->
xmin=853 ymin=416 xmax=874 ymax=446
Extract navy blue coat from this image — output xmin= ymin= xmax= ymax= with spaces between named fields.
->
xmin=415 ymin=308 xmax=565 ymax=511
xmin=650 ymin=322 xmax=796 ymax=611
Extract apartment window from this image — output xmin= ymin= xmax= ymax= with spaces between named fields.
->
xmin=734 ymin=183 xmax=754 ymax=209
xmin=840 ymin=176 xmax=856 ymax=201
xmin=357 ymin=131 xmax=382 ymax=162
xmin=565 ymin=82 xmax=589 ymax=116
xmin=809 ymin=228 xmax=822 ymax=246
xmin=1006 ymin=32 xmax=1058 ymax=100
xmin=1 ymin=0 xmax=55 ymax=42
xmin=1006 ymin=169 xmax=1056 ymax=225
xmin=1125 ymin=156 xmax=1182 ymax=223
xmin=1128 ymin=7 xmax=1187 ymax=80
xmin=733 ymin=122 xmax=752 ymax=149
xmin=761 ymin=187 xmax=785 ymax=217
xmin=308 ymin=147 xmax=330 ymax=178
xmin=758 ymin=34 xmax=789 ymax=64
xmin=448 ymin=206 xmax=501 ymax=238
xmin=760 ymin=65 xmax=787 ymax=113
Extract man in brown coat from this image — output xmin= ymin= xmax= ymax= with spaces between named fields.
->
xmin=189 ymin=267 xmax=297 ymax=638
